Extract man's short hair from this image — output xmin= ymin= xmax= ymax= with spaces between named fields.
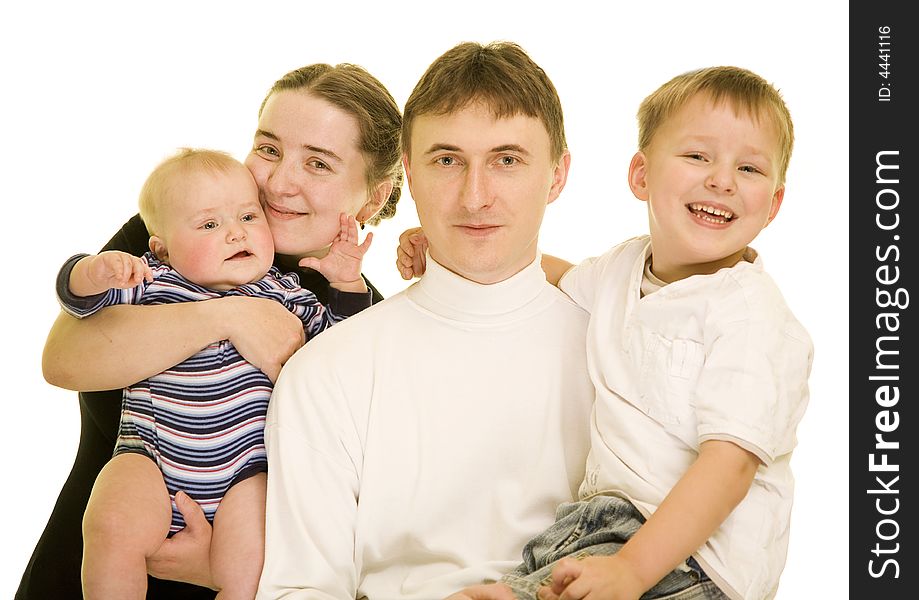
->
xmin=403 ymin=41 xmax=567 ymax=161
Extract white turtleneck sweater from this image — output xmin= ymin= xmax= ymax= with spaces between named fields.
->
xmin=256 ymin=255 xmax=593 ymax=600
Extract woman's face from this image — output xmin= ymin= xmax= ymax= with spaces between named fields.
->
xmin=245 ymin=91 xmax=371 ymax=258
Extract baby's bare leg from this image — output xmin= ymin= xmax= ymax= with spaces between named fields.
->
xmin=82 ymin=453 xmax=172 ymax=600
xmin=211 ymin=472 xmax=267 ymax=599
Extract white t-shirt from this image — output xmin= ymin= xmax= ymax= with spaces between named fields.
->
xmin=560 ymin=235 xmax=813 ymax=600
xmin=257 ymin=255 xmax=594 ymax=600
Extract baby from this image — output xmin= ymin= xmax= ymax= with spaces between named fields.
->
xmin=63 ymin=148 xmax=372 ymax=599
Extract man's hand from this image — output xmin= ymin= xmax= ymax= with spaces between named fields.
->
xmin=395 ymin=227 xmax=427 ymax=280
xmin=147 ymin=491 xmax=218 ymax=590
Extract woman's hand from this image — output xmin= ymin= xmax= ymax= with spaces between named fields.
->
xmin=219 ymin=296 xmax=305 ymax=382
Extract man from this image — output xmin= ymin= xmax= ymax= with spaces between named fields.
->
xmin=256 ymin=42 xmax=593 ymax=600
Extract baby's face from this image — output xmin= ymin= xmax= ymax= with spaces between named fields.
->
xmin=156 ymin=166 xmax=275 ymax=290
xmin=632 ymin=94 xmax=785 ymax=282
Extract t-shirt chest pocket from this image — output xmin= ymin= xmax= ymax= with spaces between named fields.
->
xmin=637 ymin=334 xmax=705 ymax=426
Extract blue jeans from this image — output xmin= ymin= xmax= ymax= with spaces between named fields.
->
xmin=501 ymin=496 xmax=729 ymax=600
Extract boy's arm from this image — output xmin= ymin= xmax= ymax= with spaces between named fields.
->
xmin=544 ymin=440 xmax=759 ymax=600
xmin=616 ymin=440 xmax=759 ymax=590
xmin=541 ymin=254 xmax=574 ymax=287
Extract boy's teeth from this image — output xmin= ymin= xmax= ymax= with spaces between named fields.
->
xmin=689 ymin=203 xmax=734 ymax=219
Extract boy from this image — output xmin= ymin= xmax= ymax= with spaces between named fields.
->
xmin=63 ymin=149 xmax=372 ymax=599
xmin=400 ymin=66 xmax=813 ymax=600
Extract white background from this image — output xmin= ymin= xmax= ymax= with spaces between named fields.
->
xmin=1 ymin=1 xmax=848 ymax=597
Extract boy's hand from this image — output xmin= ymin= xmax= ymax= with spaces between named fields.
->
xmin=537 ymin=555 xmax=645 ymax=600
xmin=396 ymin=227 xmax=428 ymax=280
xmin=71 ymin=251 xmax=153 ymax=297
xmin=300 ymin=213 xmax=371 ymax=293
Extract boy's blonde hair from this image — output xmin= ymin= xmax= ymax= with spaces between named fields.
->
xmin=637 ymin=66 xmax=794 ymax=185
xmin=403 ymin=41 xmax=567 ymax=161
xmin=139 ymin=148 xmax=242 ymax=236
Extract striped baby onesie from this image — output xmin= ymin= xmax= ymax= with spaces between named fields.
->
xmin=59 ymin=252 xmax=370 ymax=531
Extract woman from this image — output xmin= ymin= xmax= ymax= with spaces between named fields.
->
xmin=17 ymin=63 xmax=403 ymax=600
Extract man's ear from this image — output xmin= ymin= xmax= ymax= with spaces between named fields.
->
xmin=628 ymin=151 xmax=650 ymax=202
xmin=546 ymin=151 xmax=572 ymax=206
xmin=149 ymin=236 xmax=169 ymax=263
xmin=765 ymin=186 xmax=785 ymax=227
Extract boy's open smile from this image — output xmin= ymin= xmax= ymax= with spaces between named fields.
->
xmin=630 ymin=93 xmax=786 ymax=283
xmin=687 ymin=202 xmax=736 ymax=225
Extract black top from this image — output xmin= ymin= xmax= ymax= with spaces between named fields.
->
xmin=17 ymin=214 xmax=383 ymax=599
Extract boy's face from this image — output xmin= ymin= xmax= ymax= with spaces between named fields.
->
xmin=404 ymin=102 xmax=569 ymax=284
xmin=629 ymin=93 xmax=785 ymax=282
xmin=151 ymin=166 xmax=276 ymax=290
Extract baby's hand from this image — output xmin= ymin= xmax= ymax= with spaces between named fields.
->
xmin=396 ymin=227 xmax=428 ymax=280
xmin=89 ymin=251 xmax=152 ymax=290
xmin=70 ymin=250 xmax=153 ymax=298
xmin=300 ymin=213 xmax=371 ymax=293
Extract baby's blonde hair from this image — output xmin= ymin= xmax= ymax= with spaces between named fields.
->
xmin=637 ymin=66 xmax=794 ymax=185
xmin=139 ymin=148 xmax=242 ymax=236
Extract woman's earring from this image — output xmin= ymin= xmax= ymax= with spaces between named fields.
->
xmin=359 ymin=220 xmax=366 ymax=231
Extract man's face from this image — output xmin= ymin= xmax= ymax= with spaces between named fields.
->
xmin=405 ymin=103 xmax=569 ymax=284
